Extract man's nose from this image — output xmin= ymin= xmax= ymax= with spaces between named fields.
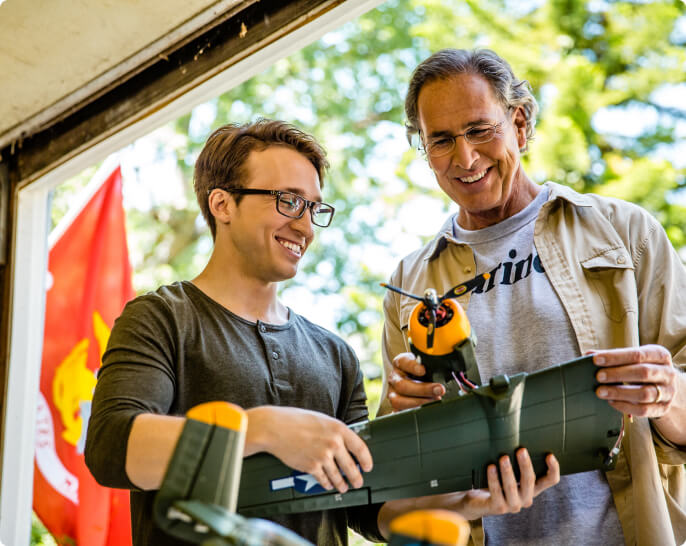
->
xmin=290 ymin=208 xmax=314 ymax=238
xmin=450 ymin=137 xmax=479 ymax=170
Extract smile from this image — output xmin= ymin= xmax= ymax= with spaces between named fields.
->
xmin=459 ymin=168 xmax=489 ymax=184
xmin=276 ymin=237 xmax=303 ymax=256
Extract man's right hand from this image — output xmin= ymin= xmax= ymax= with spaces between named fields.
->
xmin=459 ymin=449 xmax=560 ymax=519
xmin=377 ymin=448 xmax=560 ymax=537
xmin=387 ymin=352 xmax=446 ymax=411
xmin=245 ymin=406 xmax=373 ymax=494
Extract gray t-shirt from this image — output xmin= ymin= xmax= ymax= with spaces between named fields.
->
xmin=453 ymin=186 xmax=624 ymax=545
xmin=85 ymin=281 xmax=382 ymax=546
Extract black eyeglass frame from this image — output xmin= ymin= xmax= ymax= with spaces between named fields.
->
xmin=216 ymin=188 xmax=335 ymax=227
xmin=419 ymin=121 xmax=503 ymax=158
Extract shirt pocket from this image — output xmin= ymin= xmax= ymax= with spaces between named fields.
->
xmin=580 ymin=247 xmax=636 ymax=323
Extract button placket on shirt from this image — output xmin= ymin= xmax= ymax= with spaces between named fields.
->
xmin=256 ymin=321 xmax=288 ymax=388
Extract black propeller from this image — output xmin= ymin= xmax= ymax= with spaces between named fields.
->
xmin=381 ymin=272 xmax=490 ymax=350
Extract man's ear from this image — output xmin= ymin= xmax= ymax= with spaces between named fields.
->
xmin=512 ymin=106 xmax=528 ymax=151
xmin=208 ymin=189 xmax=234 ymax=227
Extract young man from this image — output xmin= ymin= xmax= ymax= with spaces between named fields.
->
xmin=85 ymin=120 xmax=384 ymax=545
xmin=380 ymin=48 xmax=686 ymax=545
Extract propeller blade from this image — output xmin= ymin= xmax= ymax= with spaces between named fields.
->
xmin=440 ymin=272 xmax=491 ymax=301
xmin=380 ymin=283 xmax=424 ymax=301
xmin=426 ymin=307 xmax=436 ymax=349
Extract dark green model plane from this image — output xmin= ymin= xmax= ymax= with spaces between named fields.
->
xmin=154 ymin=277 xmax=622 ymax=544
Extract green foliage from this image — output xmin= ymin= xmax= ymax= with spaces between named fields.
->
xmin=51 ymin=0 xmax=685 ymax=394
xmin=31 ymin=513 xmax=58 ymax=546
xmin=47 ymin=2 xmax=685 ymax=545
xmin=167 ymin=0 xmax=686 ymax=371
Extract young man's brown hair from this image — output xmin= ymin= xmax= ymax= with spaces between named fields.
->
xmin=194 ymin=118 xmax=330 ymax=239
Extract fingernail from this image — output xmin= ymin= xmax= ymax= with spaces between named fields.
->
xmin=433 ymin=386 xmax=443 ymax=396
xmin=597 ymin=371 xmax=607 ymax=381
xmin=595 ymin=356 xmax=606 ymax=365
xmin=598 ymin=388 xmax=608 ymax=398
xmin=502 ymin=457 xmax=511 ymax=468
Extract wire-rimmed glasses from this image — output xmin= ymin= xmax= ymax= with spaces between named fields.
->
xmin=420 ymin=122 xmax=502 ymax=158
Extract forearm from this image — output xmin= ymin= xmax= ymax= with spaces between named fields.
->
xmin=652 ymin=371 xmax=686 ymax=447
xmin=377 ymin=492 xmax=475 ymax=539
xmin=126 ymin=405 xmax=291 ymax=490
xmin=125 ymin=413 xmax=185 ymax=490
xmin=244 ymin=406 xmax=280 ymax=456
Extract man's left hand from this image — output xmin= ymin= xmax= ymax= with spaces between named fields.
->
xmin=590 ymin=344 xmax=681 ymax=418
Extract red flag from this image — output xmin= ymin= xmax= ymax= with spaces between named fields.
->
xmin=34 ymin=164 xmax=135 ymax=545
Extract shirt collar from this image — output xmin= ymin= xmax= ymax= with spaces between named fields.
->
xmin=544 ymin=181 xmax=594 ymax=207
xmin=425 ymin=182 xmax=592 ymax=261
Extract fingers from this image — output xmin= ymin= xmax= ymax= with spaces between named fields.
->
xmin=589 ymin=345 xmax=672 ymax=368
xmin=388 ymin=377 xmax=444 ymax=411
xmin=595 ymin=371 xmax=676 ymax=418
xmin=344 ymin=430 xmax=373 ymax=473
xmin=485 ymin=455 xmax=527 ymax=514
xmin=310 ymin=466 xmax=333 ymax=491
xmin=498 ymin=455 xmax=523 ymax=513
xmin=388 ymin=353 xmax=444 ymax=411
xmin=595 ymin=362 xmax=675 ymax=385
xmin=590 ymin=345 xmax=677 ymax=418
xmin=322 ymin=424 xmax=371 ymax=493
xmin=597 ymin=381 xmax=673 ymax=404
xmin=534 ymin=453 xmax=560 ymax=495
xmin=478 ymin=451 xmax=560 ymax=518
xmin=516 ymin=449 xmax=535 ymax=508
xmin=485 ymin=463 xmax=507 ymax=513
xmin=393 ymin=352 xmax=426 ymax=376
xmin=322 ymin=457 xmax=349 ymax=493
xmin=263 ymin=408 xmax=374 ymax=493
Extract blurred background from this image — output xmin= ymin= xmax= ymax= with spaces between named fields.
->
xmin=37 ymin=0 xmax=685 ymax=543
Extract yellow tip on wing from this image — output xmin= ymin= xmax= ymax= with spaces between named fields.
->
xmin=186 ymin=401 xmax=247 ymax=432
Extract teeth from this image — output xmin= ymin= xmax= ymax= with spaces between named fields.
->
xmin=278 ymin=239 xmax=302 ymax=255
xmin=460 ymin=169 xmax=488 ymax=183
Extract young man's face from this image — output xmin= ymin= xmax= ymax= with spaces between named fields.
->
xmin=417 ymin=73 xmax=529 ymax=230
xmin=227 ymin=145 xmax=322 ymax=283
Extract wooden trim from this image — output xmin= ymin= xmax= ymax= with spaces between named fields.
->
xmin=5 ymin=0 xmax=343 ymax=188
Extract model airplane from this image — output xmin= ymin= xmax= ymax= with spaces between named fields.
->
xmin=236 ymin=276 xmax=623 ymax=517
xmin=154 ymin=404 xmax=470 ymax=545
xmin=154 ymin=277 xmax=623 ymax=541
xmin=153 ymin=402 xmax=312 ymax=545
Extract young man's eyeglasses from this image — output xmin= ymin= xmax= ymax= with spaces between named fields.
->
xmin=420 ymin=122 xmax=502 ymax=158
xmin=223 ymin=188 xmax=335 ymax=227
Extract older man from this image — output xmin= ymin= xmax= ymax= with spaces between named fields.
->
xmin=380 ymin=49 xmax=686 ymax=545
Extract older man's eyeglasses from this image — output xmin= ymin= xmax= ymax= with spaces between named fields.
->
xmin=222 ymin=188 xmax=335 ymax=227
xmin=420 ymin=122 xmax=502 ymax=158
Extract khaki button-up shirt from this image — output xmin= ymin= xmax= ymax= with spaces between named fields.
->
xmin=380 ymin=182 xmax=686 ymax=545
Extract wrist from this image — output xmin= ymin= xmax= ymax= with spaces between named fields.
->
xmin=245 ymin=406 xmax=275 ymax=455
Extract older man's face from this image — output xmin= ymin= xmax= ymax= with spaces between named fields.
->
xmin=417 ymin=73 xmax=530 ymax=230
